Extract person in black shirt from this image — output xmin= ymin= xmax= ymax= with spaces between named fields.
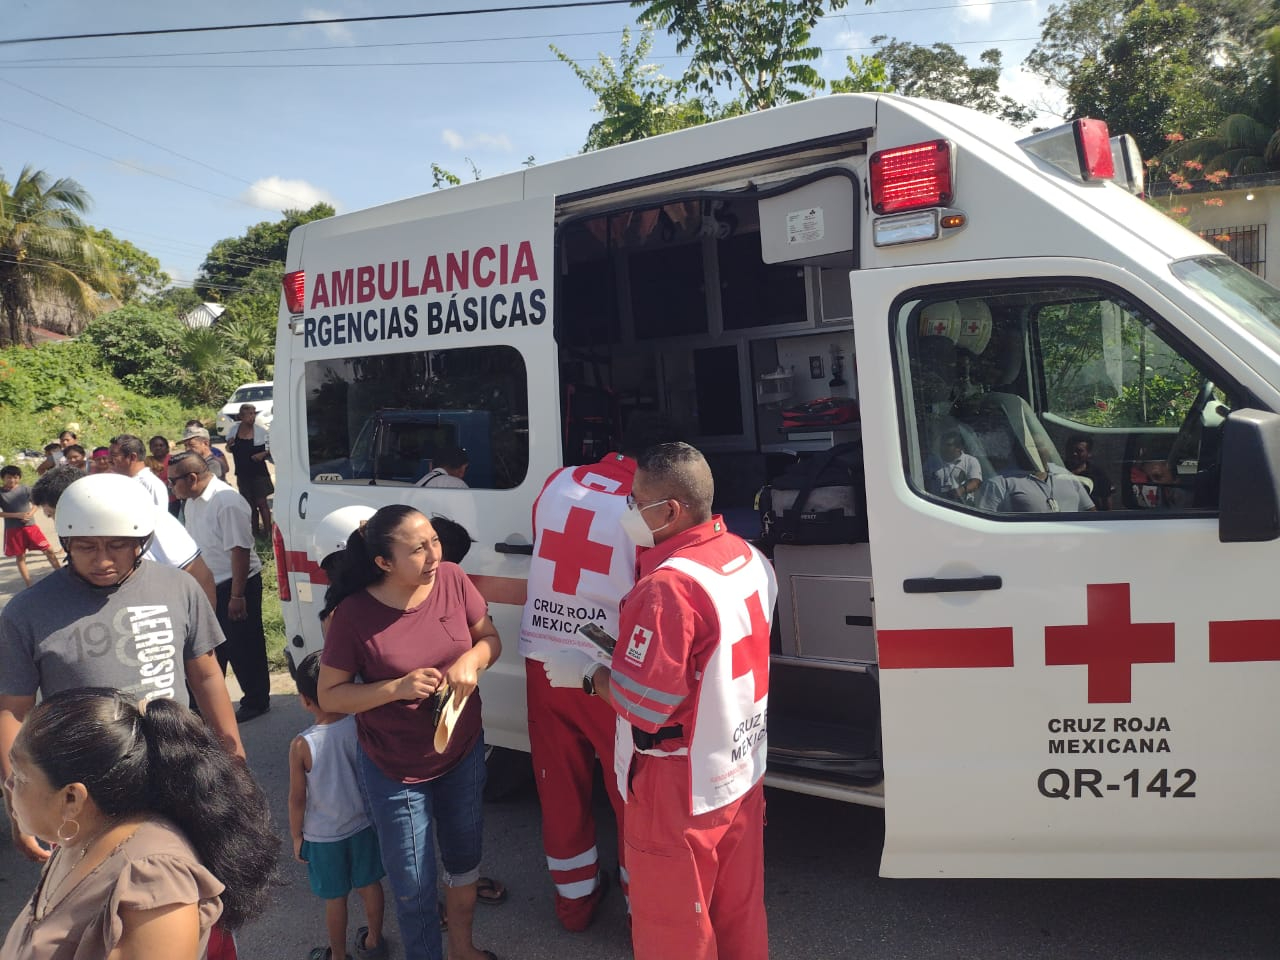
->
xmin=1065 ymin=435 xmax=1113 ymax=511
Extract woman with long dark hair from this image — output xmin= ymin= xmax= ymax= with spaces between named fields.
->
xmin=317 ymin=505 xmax=502 ymax=960
xmin=1 ymin=688 xmax=278 ymax=959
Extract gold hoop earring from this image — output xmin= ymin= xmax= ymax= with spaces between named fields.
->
xmin=56 ymin=818 xmax=80 ymax=845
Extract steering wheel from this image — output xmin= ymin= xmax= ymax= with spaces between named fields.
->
xmin=1166 ymin=379 xmax=1216 ymax=482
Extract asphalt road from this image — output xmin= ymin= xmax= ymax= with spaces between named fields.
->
xmin=1 ymin=521 xmax=1278 ymax=957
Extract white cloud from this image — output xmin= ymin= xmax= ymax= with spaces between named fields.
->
xmin=304 ymin=8 xmax=354 ymax=43
xmin=241 ymin=177 xmax=340 ymax=212
xmin=956 ymin=0 xmax=993 ymax=23
xmin=441 ymin=129 xmax=514 ymax=152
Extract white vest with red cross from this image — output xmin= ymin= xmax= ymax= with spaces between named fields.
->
xmin=663 ymin=547 xmax=777 ymax=815
xmin=519 ymin=460 xmax=638 ymax=664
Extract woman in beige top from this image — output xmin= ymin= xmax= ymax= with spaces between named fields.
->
xmin=1 ymin=688 xmax=278 ymax=960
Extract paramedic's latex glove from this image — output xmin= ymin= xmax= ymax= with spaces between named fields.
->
xmin=544 ymin=650 xmax=596 ymax=689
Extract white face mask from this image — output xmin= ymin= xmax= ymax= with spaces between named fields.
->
xmin=620 ymin=499 xmax=671 ymax=548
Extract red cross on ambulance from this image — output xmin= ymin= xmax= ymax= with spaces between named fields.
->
xmin=1044 ymin=583 xmax=1175 ymax=703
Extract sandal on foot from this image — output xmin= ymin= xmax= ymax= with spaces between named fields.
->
xmin=476 ymin=875 xmax=508 ymax=906
xmin=354 ymin=926 xmax=388 ymax=960
xmin=307 ymin=949 xmax=351 ymax=960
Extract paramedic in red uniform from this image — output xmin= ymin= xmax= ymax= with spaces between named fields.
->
xmin=518 ymin=413 xmax=680 ymax=931
xmin=545 ymin=442 xmax=777 ymax=960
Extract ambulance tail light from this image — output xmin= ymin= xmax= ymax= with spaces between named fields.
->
xmin=1018 ymin=118 xmax=1116 ymax=183
xmin=870 ymin=140 xmax=953 ymax=214
xmin=282 ymin=270 xmax=306 ymax=315
xmin=272 ymin=522 xmax=292 ymax=601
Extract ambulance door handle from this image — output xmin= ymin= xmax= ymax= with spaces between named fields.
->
xmin=494 ymin=542 xmax=534 ymax=555
xmin=902 ymin=576 xmax=1002 ymax=593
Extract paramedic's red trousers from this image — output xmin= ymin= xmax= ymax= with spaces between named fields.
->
xmin=525 ymin=660 xmax=626 ymax=930
xmin=625 ymin=754 xmax=768 ymax=960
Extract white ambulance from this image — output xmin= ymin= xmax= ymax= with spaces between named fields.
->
xmin=271 ymin=94 xmax=1280 ymax=879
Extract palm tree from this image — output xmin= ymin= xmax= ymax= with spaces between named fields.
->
xmin=0 ymin=165 xmax=118 ymax=345
xmin=176 ymin=326 xmax=253 ymax=405
xmin=219 ymin=314 xmax=275 ymax=380
xmin=1163 ymin=114 xmax=1280 ymax=176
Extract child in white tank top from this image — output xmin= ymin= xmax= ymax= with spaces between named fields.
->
xmin=289 ymin=652 xmax=388 ymax=960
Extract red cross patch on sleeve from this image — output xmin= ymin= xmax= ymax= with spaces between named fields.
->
xmin=625 ymin=624 xmax=654 ymax=666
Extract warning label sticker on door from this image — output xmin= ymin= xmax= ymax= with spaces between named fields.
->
xmin=786 ymin=207 xmax=825 ymax=244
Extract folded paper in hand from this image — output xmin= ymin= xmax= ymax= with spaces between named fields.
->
xmin=433 ymin=686 xmax=470 ymax=753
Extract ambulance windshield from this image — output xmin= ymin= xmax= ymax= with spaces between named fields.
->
xmin=1171 ymin=255 xmax=1280 ymax=357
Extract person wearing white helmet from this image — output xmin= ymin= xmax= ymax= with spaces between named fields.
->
xmin=0 ymin=473 xmax=245 ymax=864
xmin=31 ymin=464 xmax=217 ymax=608
xmin=311 ymin=505 xmax=377 ymax=629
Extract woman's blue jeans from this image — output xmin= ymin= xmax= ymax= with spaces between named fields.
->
xmin=357 ymin=735 xmax=487 ymax=960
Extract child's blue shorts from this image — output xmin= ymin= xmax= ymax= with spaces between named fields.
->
xmin=301 ymin=825 xmax=385 ymax=899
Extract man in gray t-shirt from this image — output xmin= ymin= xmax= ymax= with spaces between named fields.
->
xmin=0 ymin=560 xmax=221 ymax=704
xmin=0 ymin=473 xmax=244 ymax=864
xmin=977 ymin=470 xmax=1096 ymax=513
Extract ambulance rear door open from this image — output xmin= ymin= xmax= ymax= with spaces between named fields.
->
xmin=855 ymin=256 xmax=1280 ymax=878
xmin=278 ymin=193 xmax=560 ymax=755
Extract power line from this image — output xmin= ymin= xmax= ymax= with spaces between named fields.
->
xmin=0 ymin=114 xmax=267 ymax=207
xmin=0 ymin=0 xmax=637 ymax=47
xmin=1 ymin=35 xmax=1043 ymax=71
xmin=0 ymin=28 xmax=627 ymax=66
xmin=0 ymin=78 xmax=314 ymax=209
xmin=0 ymin=1 xmax=1038 ymax=65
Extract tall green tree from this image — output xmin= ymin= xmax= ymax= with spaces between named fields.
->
xmin=1066 ymin=1 xmax=1220 ymax=160
xmin=633 ymin=0 xmax=855 ymax=111
xmin=0 ymin=166 xmax=118 ymax=346
xmin=829 ymin=55 xmax=894 ymax=95
xmin=847 ymin=38 xmax=1036 ymax=125
xmin=1026 ymin=0 xmax=1280 ymax=159
xmin=86 ymin=227 xmax=168 ymax=304
xmin=553 ymin=25 xmax=712 ymax=151
xmin=195 ymin=202 xmax=334 ymax=301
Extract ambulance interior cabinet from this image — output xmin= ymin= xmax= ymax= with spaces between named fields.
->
xmin=774 ymin=544 xmax=875 ymax=662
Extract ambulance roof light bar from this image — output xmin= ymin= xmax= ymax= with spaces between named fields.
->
xmin=283 ymin=270 xmax=306 ymax=315
xmin=1110 ymin=133 xmax=1145 ymax=195
xmin=869 ymin=139 xmax=953 ymax=215
xmin=1018 ymin=118 xmax=1115 ymax=183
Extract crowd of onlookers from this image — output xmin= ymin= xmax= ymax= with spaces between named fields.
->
xmin=2 ymin=423 xmax=772 ymax=960
xmin=4 ymin=404 xmax=274 ymax=590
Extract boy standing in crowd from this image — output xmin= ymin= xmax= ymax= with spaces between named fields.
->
xmin=290 ymin=652 xmax=388 ymax=960
xmin=0 ymin=466 xmax=60 ymax=587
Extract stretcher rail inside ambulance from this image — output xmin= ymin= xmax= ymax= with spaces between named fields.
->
xmin=272 ymin=93 xmax=1280 ymax=879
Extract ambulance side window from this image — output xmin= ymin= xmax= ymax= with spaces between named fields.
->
xmin=898 ymin=282 xmax=1235 ymax=516
xmin=304 ymin=344 xmax=528 ymax=489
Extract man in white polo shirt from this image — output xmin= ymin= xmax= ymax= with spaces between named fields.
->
xmin=168 ymin=450 xmax=271 ymax=723
xmin=110 ymin=433 xmax=169 ymax=509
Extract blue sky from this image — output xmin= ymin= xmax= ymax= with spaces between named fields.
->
xmin=1 ymin=0 xmax=1059 ymax=292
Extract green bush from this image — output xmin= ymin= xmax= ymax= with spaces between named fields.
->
xmin=0 ymin=339 xmax=213 ymax=475
xmin=79 ymin=305 xmax=185 ymax=396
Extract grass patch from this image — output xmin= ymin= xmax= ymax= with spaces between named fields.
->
xmin=0 ymin=340 xmax=214 ymax=482
xmin=254 ymin=533 xmax=288 ymax=671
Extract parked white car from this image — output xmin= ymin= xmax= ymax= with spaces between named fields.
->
xmin=215 ymin=381 xmax=274 ymax=437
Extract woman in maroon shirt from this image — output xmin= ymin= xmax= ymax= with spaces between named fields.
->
xmin=317 ymin=505 xmax=501 ymax=960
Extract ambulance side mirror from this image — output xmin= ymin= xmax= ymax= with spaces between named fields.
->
xmin=1218 ymin=409 xmax=1280 ymax=542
